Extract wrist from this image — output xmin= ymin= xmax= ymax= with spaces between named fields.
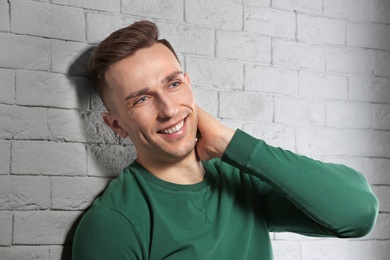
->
xmin=215 ymin=128 xmax=235 ymax=158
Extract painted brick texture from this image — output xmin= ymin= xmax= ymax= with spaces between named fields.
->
xmin=0 ymin=0 xmax=388 ymax=259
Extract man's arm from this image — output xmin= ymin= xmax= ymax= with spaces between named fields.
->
xmin=72 ymin=205 xmax=144 ymax=260
xmin=195 ymin=106 xmax=235 ymax=160
xmin=196 ymin=106 xmax=379 ymax=238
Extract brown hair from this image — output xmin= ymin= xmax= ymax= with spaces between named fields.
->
xmin=88 ymin=20 xmax=180 ymax=109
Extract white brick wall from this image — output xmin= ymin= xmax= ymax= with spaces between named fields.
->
xmin=0 ymin=0 xmax=388 ymax=259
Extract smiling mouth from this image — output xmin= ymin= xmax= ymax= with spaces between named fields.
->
xmin=159 ymin=119 xmax=185 ymax=134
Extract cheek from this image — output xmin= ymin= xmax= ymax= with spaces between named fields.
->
xmin=180 ymin=87 xmax=196 ymax=107
xmin=127 ymin=108 xmax=155 ymax=132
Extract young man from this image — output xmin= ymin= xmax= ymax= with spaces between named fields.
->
xmin=72 ymin=21 xmax=378 ymax=259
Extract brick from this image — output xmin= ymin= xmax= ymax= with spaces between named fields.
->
xmin=0 ymin=140 xmax=10 ymax=175
xmin=87 ymin=144 xmax=136 ymax=177
xmin=185 ymin=0 xmax=242 ymax=30
xmin=48 ymin=109 xmax=87 ymax=142
xmin=0 ymin=33 xmax=50 ymax=70
xmin=273 ymin=39 xmax=325 ymax=70
xmin=373 ymin=104 xmax=390 ymax=131
xmin=0 ymin=246 xmax=49 ymax=260
xmin=370 ymin=0 xmax=390 ymax=24
xmin=0 ymin=69 xmax=15 ymax=104
xmin=219 ymin=91 xmax=273 ymax=121
xmin=296 ymin=128 xmax=390 ymax=157
xmin=14 ymin=211 xmax=81 ymax=244
xmin=50 ymin=246 xmax=71 ymax=260
xmin=349 ymin=76 xmax=390 ymax=103
xmin=216 ymin=30 xmax=271 ymax=63
xmin=192 ymin=87 xmax=219 ymax=116
xmin=299 ymin=71 xmax=348 ymax=100
xmin=16 ymin=71 xmax=89 ymax=109
xmin=274 ymin=231 xmax=312 ymax=240
xmin=274 ymin=97 xmax=325 ymax=126
xmin=0 ymin=0 xmax=10 ymax=32
xmin=325 ymin=46 xmax=373 ymax=74
xmin=272 ymin=0 xmax=322 ymax=14
xmin=245 ymin=65 xmax=298 ymax=96
xmin=243 ymin=122 xmax=296 ymax=151
xmin=0 ymin=176 xmax=50 ymax=210
xmin=0 ymin=104 xmax=49 ymax=140
xmin=0 ymin=212 xmax=12 ymax=245
xmin=157 ymin=21 xmax=214 ymax=57
xmin=244 ymin=6 xmax=295 ymax=39
xmin=373 ymin=186 xmax=390 ymax=212
xmin=301 ymin=240 xmax=350 ymax=260
xmin=323 ymin=0 xmax=370 ymax=22
xmin=271 ymin=240 xmax=301 ymax=260
xmin=347 ymin=22 xmax=390 ymax=51
xmin=11 ymin=141 xmax=86 ymax=176
xmin=52 ymin=177 xmax=111 ymax=210
xmin=53 ymin=0 xmax=120 ymax=12
xmin=370 ymin=159 xmax=390 ymax=185
xmin=240 ymin=0 xmax=270 ymax=7
xmin=51 ymin=40 xmax=92 ymax=76
xmin=373 ymin=50 xmax=390 ymax=78
xmin=349 ymin=241 xmax=387 ymax=260
xmin=122 ymin=0 xmax=183 ymax=21
xmin=373 ymin=213 xmax=390 ymax=239
xmin=384 ymin=242 xmax=390 ymax=260
xmin=186 ymin=56 xmax=243 ymax=90
xmin=83 ymin=111 xmax=119 ymax=144
xmin=297 ymin=15 xmax=346 ymax=45
xmin=11 ymin=1 xmax=85 ymax=41
xmin=326 ymin=102 xmax=372 ymax=129
xmin=86 ymin=12 xmax=136 ymax=44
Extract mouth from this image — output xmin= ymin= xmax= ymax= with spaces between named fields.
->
xmin=158 ymin=118 xmax=185 ymax=135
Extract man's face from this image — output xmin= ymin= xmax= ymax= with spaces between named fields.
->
xmin=103 ymin=43 xmax=198 ymax=165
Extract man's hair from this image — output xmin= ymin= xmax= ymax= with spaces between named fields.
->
xmin=88 ymin=20 xmax=180 ymax=108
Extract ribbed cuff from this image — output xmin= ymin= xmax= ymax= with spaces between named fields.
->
xmin=221 ymin=129 xmax=259 ymax=170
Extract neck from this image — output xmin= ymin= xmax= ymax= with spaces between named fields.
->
xmin=137 ymin=150 xmax=205 ymax=185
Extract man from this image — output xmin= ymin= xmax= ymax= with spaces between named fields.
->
xmin=72 ymin=21 xmax=378 ymax=259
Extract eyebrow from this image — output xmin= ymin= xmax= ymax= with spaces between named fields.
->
xmin=124 ymin=71 xmax=184 ymax=101
xmin=161 ymin=71 xmax=183 ymax=84
xmin=125 ymin=88 xmax=150 ymax=101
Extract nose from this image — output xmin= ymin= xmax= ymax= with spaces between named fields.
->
xmin=157 ymin=93 xmax=178 ymax=119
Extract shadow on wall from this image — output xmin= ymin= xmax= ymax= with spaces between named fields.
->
xmin=60 ymin=47 xmax=137 ymax=259
xmin=67 ymin=46 xmax=137 ymax=178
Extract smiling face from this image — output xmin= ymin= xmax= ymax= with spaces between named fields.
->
xmin=103 ymin=43 xmax=198 ymax=166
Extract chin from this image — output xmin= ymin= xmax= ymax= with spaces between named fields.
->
xmin=164 ymin=140 xmax=196 ymax=160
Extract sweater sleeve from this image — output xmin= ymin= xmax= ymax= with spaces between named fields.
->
xmin=72 ymin=204 xmax=144 ymax=260
xmin=221 ymin=129 xmax=379 ymax=238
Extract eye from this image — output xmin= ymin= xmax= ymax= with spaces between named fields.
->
xmin=169 ymin=81 xmax=180 ymax=88
xmin=135 ymin=96 xmax=148 ymax=105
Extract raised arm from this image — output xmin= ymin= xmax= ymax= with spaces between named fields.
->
xmin=195 ymin=106 xmax=235 ymax=161
xmin=196 ymin=106 xmax=379 ymax=238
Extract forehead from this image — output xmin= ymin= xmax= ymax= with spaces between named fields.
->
xmin=105 ymin=43 xmax=181 ymax=88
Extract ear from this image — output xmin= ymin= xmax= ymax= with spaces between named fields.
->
xmin=101 ymin=112 xmax=129 ymax=138
xmin=184 ymin=72 xmax=191 ymax=85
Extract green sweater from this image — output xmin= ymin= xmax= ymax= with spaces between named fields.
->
xmin=72 ymin=130 xmax=378 ymax=259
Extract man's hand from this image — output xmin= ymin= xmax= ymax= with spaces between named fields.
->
xmin=195 ymin=106 xmax=235 ymax=161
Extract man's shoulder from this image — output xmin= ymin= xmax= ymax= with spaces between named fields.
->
xmin=87 ymin=162 xmax=152 ymax=222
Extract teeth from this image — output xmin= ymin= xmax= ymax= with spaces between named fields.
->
xmin=161 ymin=120 xmax=184 ymax=134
